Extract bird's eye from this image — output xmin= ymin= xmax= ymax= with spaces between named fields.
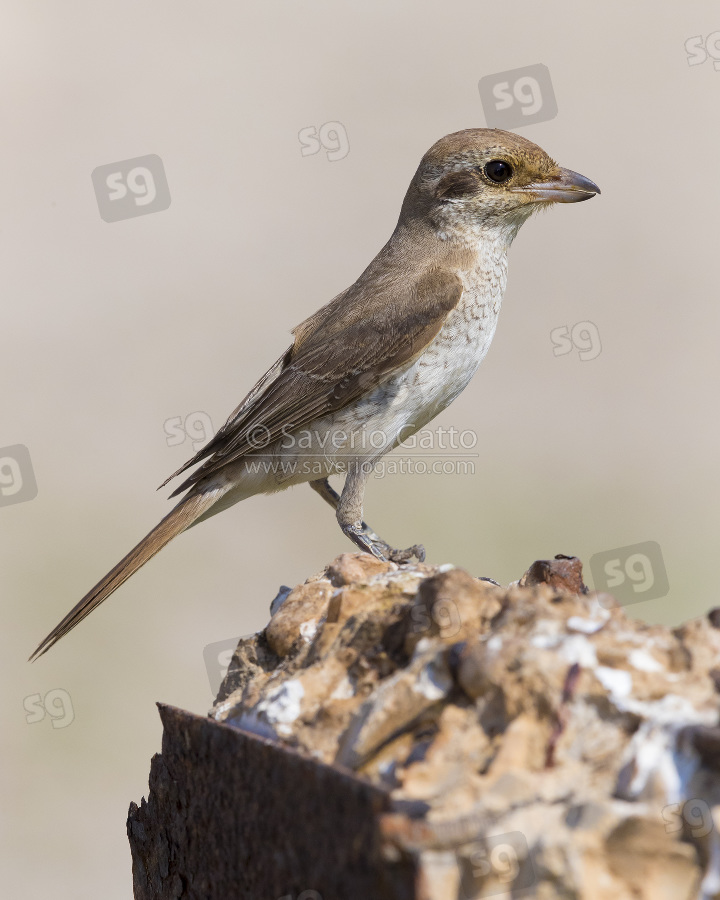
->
xmin=484 ymin=160 xmax=513 ymax=183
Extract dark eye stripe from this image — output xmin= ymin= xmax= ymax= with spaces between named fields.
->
xmin=436 ymin=170 xmax=479 ymax=200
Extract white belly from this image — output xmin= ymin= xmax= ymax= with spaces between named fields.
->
xmin=338 ymin=294 xmax=500 ymax=449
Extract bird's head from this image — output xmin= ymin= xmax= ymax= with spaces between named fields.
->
xmin=401 ymin=128 xmax=600 ymax=244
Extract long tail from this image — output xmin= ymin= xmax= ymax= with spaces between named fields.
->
xmin=29 ymin=489 xmax=224 ymax=661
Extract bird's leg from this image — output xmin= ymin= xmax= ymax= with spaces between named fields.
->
xmin=309 ymin=478 xmax=383 ymax=544
xmin=336 ymin=467 xmax=421 ymax=562
xmin=309 ymin=474 xmax=425 ymax=564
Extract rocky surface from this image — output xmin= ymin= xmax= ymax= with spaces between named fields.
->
xmin=210 ymin=552 xmax=720 ymax=900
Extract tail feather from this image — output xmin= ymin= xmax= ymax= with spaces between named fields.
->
xmin=29 ymin=489 xmax=223 ymax=661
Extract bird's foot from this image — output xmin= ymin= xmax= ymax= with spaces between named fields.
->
xmin=384 ymin=543 xmax=426 ymax=564
xmin=358 ymin=523 xmax=425 ymax=563
xmin=342 ymin=523 xmax=425 ymax=565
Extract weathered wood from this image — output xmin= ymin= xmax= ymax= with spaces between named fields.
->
xmin=127 ymin=703 xmax=417 ymax=900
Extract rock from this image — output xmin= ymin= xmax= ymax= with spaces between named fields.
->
xmin=265 ymin=578 xmax=333 ymax=657
xmin=518 ymin=553 xmax=589 ymax=594
xmin=335 ymin=642 xmax=454 ymax=770
xmin=130 ymin=552 xmax=720 ymax=899
xmin=327 ymin=551 xmax=395 ymax=586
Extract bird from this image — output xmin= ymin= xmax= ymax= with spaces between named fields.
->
xmin=30 ymin=128 xmax=599 ymax=661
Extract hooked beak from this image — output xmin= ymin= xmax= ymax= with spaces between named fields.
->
xmin=514 ymin=167 xmax=601 ymax=203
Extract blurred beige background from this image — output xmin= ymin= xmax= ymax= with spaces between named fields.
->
xmin=3 ymin=1 xmax=719 ymax=896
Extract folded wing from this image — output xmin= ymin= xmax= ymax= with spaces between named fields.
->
xmin=162 ymin=268 xmax=463 ymax=496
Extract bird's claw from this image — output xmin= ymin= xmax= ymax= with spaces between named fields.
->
xmin=342 ymin=524 xmax=425 ymax=565
xmin=386 ymin=543 xmax=426 ymax=564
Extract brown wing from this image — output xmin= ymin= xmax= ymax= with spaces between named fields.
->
xmin=163 ymin=267 xmax=463 ymax=497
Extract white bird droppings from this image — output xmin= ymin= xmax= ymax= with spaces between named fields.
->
xmin=256 ymin=679 xmax=305 ymax=736
xmin=628 ymin=648 xmax=663 ymax=673
xmin=567 ymin=615 xmax=607 ymax=635
xmin=596 ymin=666 xmax=633 ymax=699
xmin=299 ymin=619 xmax=319 ymax=643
